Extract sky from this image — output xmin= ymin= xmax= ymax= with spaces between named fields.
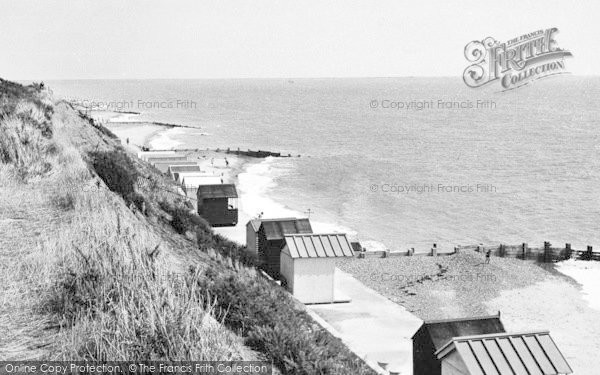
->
xmin=1 ymin=0 xmax=598 ymax=80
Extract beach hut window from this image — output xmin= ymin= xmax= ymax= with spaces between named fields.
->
xmin=228 ymin=197 xmax=238 ymax=210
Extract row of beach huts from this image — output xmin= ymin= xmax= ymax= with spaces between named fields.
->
xmin=137 ymin=150 xmax=355 ymax=305
xmin=137 ymin=150 xmax=574 ymax=375
xmin=138 ymin=150 xmax=239 ymax=227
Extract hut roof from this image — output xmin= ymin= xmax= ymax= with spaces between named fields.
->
xmin=413 ymin=314 xmax=505 ymax=351
xmin=196 ymin=184 xmax=238 ymax=199
xmin=147 ymin=156 xmax=189 ymax=164
xmin=182 ymin=176 xmax=222 ymax=188
xmin=177 ymin=172 xmax=216 ymax=183
xmin=248 ymin=217 xmax=299 ymax=231
xmin=260 ymin=219 xmax=313 ymax=240
xmin=435 ymin=331 xmax=572 ymax=375
xmin=138 ymin=151 xmax=175 ymax=160
xmin=153 ymin=161 xmax=197 ymax=168
xmin=283 ymin=233 xmax=354 ymax=258
xmin=169 ymin=165 xmax=201 ymax=174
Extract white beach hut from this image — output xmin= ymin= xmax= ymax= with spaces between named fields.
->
xmin=137 ymin=150 xmax=176 ymax=160
xmin=280 ymin=233 xmax=354 ymax=304
xmin=168 ymin=165 xmax=202 ymax=180
xmin=177 ymin=171 xmax=215 ymax=184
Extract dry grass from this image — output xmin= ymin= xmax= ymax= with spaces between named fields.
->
xmin=0 ymin=83 xmax=246 ymax=361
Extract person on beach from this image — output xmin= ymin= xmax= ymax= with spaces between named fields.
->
xmin=126 ymin=137 xmax=129 ymax=145
xmin=225 ymin=157 xmax=229 ymax=167
xmin=485 ymin=249 xmax=491 ymax=264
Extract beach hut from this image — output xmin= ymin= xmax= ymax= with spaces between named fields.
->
xmin=182 ymin=175 xmax=222 ymax=197
xmin=412 ymin=314 xmax=505 ymax=375
xmin=147 ymin=156 xmax=188 ymax=165
xmin=255 ymin=218 xmax=313 ymax=278
xmin=137 ymin=150 xmax=176 ymax=160
xmin=246 ymin=217 xmax=309 ymax=255
xmin=436 ymin=331 xmax=572 ymax=375
xmin=152 ymin=161 xmax=197 ymax=173
xmin=177 ymin=171 xmax=216 ymax=184
xmin=246 ymin=217 xmax=312 ymax=255
xmin=279 ymin=233 xmax=354 ymax=304
xmin=196 ymin=184 xmax=238 ymax=227
xmin=168 ymin=165 xmax=202 ymax=180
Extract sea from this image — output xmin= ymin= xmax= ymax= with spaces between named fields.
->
xmin=46 ymin=77 xmax=600 ymax=252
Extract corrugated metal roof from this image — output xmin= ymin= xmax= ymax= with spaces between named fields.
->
xmin=261 ymin=219 xmax=313 ymax=240
xmin=196 ymin=184 xmax=238 ymax=199
xmin=414 ymin=315 xmax=505 ymax=350
xmin=283 ymin=234 xmax=354 ymax=258
xmin=436 ymin=331 xmax=572 ymax=375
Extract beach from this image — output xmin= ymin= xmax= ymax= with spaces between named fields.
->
xmin=96 ymin=103 xmax=600 ymax=374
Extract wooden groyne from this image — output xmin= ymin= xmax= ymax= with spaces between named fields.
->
xmin=467 ymin=242 xmax=600 ymax=262
xmin=355 ymin=241 xmax=600 ymax=262
xmin=145 ymin=147 xmax=299 ymax=158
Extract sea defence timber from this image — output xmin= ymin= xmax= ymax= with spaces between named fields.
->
xmin=356 ymin=241 xmax=600 ymax=262
xmin=144 ymin=147 xmax=300 ymax=158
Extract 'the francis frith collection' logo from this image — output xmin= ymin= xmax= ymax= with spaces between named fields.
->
xmin=463 ymin=28 xmax=572 ymax=91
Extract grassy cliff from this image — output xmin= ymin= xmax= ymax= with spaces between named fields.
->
xmin=0 ymin=79 xmax=376 ymax=375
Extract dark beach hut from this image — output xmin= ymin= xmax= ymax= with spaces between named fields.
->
xmin=196 ymin=184 xmax=238 ymax=227
xmin=256 ymin=218 xmax=313 ymax=279
xmin=246 ymin=217 xmax=307 ymax=254
xmin=412 ymin=314 xmax=505 ymax=375
xmin=435 ymin=331 xmax=572 ymax=375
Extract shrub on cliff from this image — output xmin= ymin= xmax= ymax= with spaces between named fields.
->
xmin=90 ymin=150 xmax=139 ymax=203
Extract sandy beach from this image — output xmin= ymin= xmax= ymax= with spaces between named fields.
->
xmin=485 ymin=275 xmax=600 ymax=374
xmin=338 ymin=252 xmax=600 ymax=374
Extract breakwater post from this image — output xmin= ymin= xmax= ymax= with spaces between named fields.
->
xmin=544 ymin=241 xmax=551 ymax=263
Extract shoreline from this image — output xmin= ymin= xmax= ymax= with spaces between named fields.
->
xmin=95 ymin=108 xmax=600 ymax=254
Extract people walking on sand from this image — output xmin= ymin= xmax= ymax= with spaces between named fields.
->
xmin=225 ymin=157 xmax=229 ymax=167
xmin=126 ymin=137 xmax=129 ymax=145
xmin=485 ymin=249 xmax=491 ymax=264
